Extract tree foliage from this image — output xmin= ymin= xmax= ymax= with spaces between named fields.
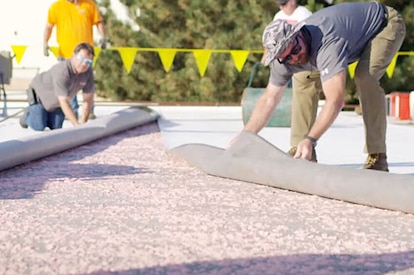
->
xmin=94 ymin=0 xmax=414 ymax=104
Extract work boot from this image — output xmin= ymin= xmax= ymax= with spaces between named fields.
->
xmin=19 ymin=108 xmax=28 ymax=129
xmin=288 ymin=146 xmax=317 ymax=162
xmin=363 ymin=153 xmax=389 ymax=172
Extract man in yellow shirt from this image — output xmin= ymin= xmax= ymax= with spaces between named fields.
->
xmin=43 ymin=0 xmax=107 ymax=119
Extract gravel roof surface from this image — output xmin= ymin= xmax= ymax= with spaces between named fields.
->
xmin=1 ymin=122 xmax=414 ymax=275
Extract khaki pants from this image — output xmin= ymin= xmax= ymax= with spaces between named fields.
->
xmin=355 ymin=6 xmax=406 ymax=153
xmin=290 ymin=70 xmax=322 ymax=147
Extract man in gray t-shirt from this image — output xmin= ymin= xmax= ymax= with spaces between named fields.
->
xmin=236 ymin=2 xmax=405 ymax=172
xmin=21 ymin=42 xmax=95 ymax=131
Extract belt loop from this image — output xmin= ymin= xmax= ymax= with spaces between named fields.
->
xmin=383 ymin=4 xmax=388 ymax=21
xmin=381 ymin=4 xmax=388 ymax=29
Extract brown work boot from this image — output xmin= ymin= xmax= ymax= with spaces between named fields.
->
xmin=363 ymin=153 xmax=389 ymax=172
xmin=288 ymin=146 xmax=317 ymax=162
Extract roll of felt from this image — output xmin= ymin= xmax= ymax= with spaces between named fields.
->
xmin=0 ymin=106 xmax=159 ymax=172
xmin=170 ymin=131 xmax=414 ymax=214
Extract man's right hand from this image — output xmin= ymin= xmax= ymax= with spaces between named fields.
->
xmin=228 ymin=133 xmax=240 ymax=149
xmin=43 ymin=44 xmax=50 ymax=57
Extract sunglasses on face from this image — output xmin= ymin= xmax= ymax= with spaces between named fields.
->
xmin=76 ymin=55 xmax=93 ymax=66
xmin=278 ymin=36 xmax=301 ymax=64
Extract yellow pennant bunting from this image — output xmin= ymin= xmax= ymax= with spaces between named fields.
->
xmin=10 ymin=45 xmax=28 ymax=64
xmin=6 ymin=45 xmax=414 ymax=79
xmin=347 ymin=61 xmax=358 ymax=79
xmin=399 ymin=51 xmax=414 ymax=57
xmin=158 ymin=49 xmax=177 ymax=72
xmin=93 ymin=47 xmax=102 ymax=68
xmin=116 ymin=47 xmax=138 ymax=73
xmin=192 ymin=50 xmax=212 ymax=77
xmin=386 ymin=55 xmax=398 ymax=78
xmin=49 ymin=46 xmax=59 ymax=58
xmin=230 ymin=50 xmax=250 ymax=72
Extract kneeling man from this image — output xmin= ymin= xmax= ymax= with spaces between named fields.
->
xmin=21 ymin=42 xmax=95 ymax=131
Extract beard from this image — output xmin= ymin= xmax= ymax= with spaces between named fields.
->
xmin=296 ymin=53 xmax=310 ymax=65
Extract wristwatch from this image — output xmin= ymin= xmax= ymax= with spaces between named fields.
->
xmin=305 ymin=135 xmax=317 ymax=147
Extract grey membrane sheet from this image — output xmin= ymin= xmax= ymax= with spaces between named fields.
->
xmin=170 ymin=131 xmax=414 ymax=214
xmin=0 ymin=106 xmax=159 ymax=172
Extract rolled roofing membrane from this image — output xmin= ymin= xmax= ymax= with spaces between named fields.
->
xmin=0 ymin=106 xmax=159 ymax=172
xmin=170 ymin=131 xmax=414 ymax=214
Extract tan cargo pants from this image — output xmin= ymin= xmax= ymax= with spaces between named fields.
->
xmin=355 ymin=6 xmax=406 ymax=154
xmin=290 ymin=70 xmax=322 ymax=147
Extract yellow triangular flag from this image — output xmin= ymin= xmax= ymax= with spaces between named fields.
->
xmin=49 ymin=46 xmax=59 ymax=58
xmin=386 ymin=54 xmax=399 ymax=78
xmin=10 ymin=45 xmax=28 ymax=64
xmin=158 ymin=49 xmax=177 ymax=72
xmin=347 ymin=61 xmax=358 ymax=79
xmin=192 ymin=50 xmax=212 ymax=77
xmin=230 ymin=50 xmax=250 ymax=72
xmin=116 ymin=47 xmax=138 ymax=73
xmin=93 ymin=47 xmax=102 ymax=68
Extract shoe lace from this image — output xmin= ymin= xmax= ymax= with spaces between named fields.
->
xmin=288 ymin=146 xmax=317 ymax=162
xmin=288 ymin=147 xmax=297 ymax=156
xmin=365 ymin=154 xmax=379 ymax=166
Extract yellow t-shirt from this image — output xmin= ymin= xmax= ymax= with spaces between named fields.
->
xmin=48 ymin=0 xmax=102 ymax=58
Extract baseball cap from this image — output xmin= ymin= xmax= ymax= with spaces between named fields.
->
xmin=262 ymin=19 xmax=306 ymax=66
xmin=276 ymin=0 xmax=289 ymax=5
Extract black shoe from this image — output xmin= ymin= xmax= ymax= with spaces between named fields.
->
xmin=364 ymin=153 xmax=389 ymax=172
xmin=288 ymin=146 xmax=317 ymax=162
xmin=19 ymin=108 xmax=28 ymax=129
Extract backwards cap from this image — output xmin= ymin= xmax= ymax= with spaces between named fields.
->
xmin=262 ymin=19 xmax=306 ymax=66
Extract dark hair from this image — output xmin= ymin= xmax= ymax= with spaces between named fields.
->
xmin=276 ymin=0 xmax=289 ymax=5
xmin=73 ymin=42 xmax=95 ymax=57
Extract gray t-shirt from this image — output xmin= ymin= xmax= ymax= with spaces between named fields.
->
xmin=270 ymin=2 xmax=386 ymax=86
xmin=30 ymin=59 xmax=94 ymax=111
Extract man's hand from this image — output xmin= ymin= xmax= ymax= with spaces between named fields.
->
xmin=58 ymin=96 xmax=79 ymax=126
xmin=43 ymin=44 xmax=50 ymax=57
xmin=99 ymin=37 xmax=110 ymax=50
xmin=228 ymin=132 xmax=242 ymax=148
xmin=293 ymin=138 xmax=314 ymax=161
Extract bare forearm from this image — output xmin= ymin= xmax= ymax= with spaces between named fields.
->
xmin=81 ymin=102 xmax=92 ymax=123
xmin=307 ymin=100 xmax=342 ymax=140
xmin=43 ymin=25 xmax=53 ymax=45
xmin=308 ymin=71 xmax=346 ymax=140
xmin=97 ymin=22 xmax=106 ymax=37
xmin=59 ymin=97 xmax=79 ymax=126
xmin=81 ymin=93 xmax=94 ymax=123
xmin=243 ymin=84 xmax=284 ymax=134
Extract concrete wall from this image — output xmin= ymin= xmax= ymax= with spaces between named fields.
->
xmin=0 ymin=0 xmax=137 ymax=85
xmin=0 ymin=0 xmax=57 ymax=77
